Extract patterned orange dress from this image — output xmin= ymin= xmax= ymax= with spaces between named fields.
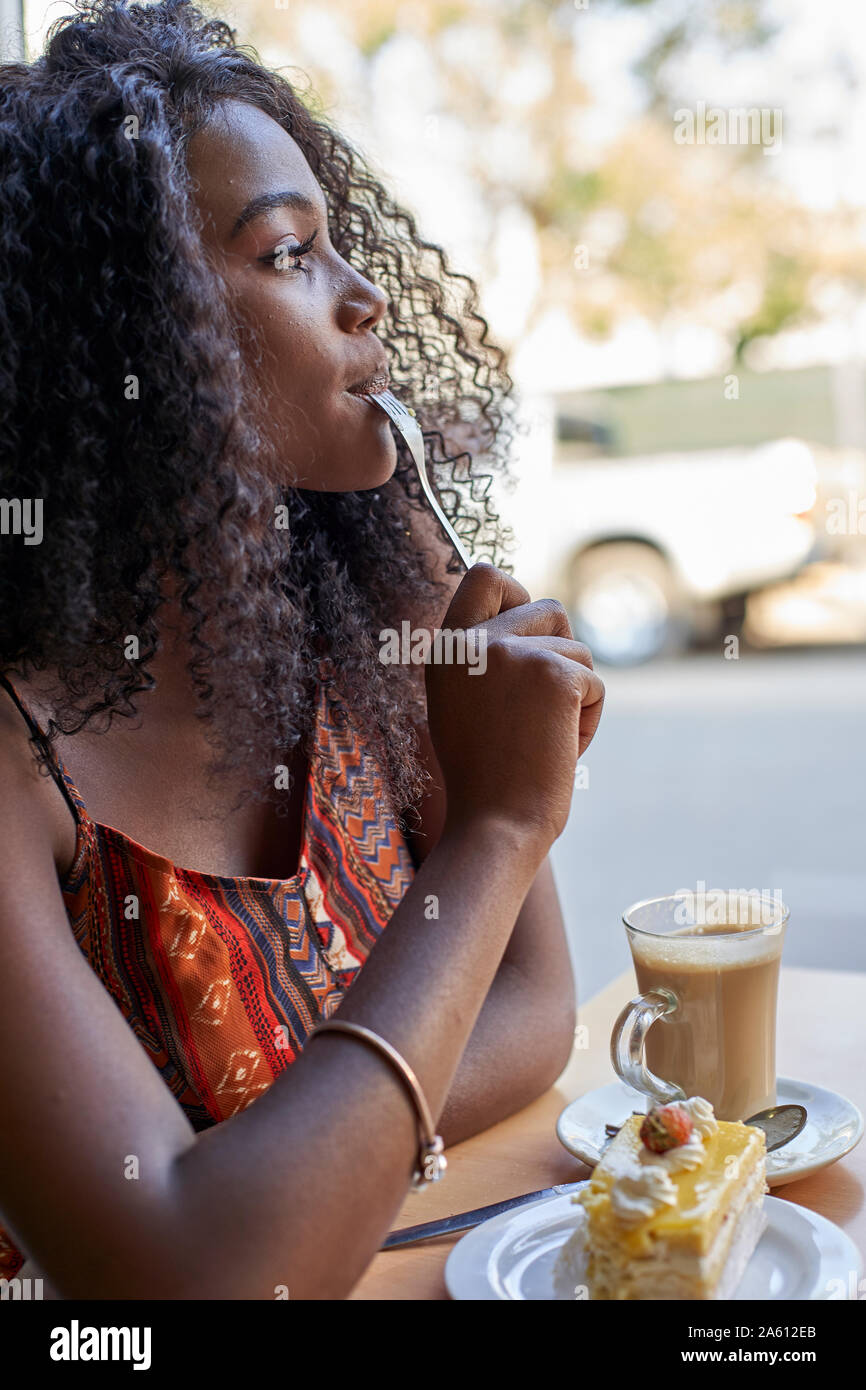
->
xmin=0 ymin=671 xmax=416 ymax=1280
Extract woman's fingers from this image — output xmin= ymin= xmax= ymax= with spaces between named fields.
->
xmin=442 ymin=562 xmax=532 ymax=629
xmin=497 ymin=634 xmax=605 ymax=756
xmin=497 ymin=634 xmax=603 ymax=700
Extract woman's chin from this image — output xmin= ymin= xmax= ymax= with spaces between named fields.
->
xmin=363 ymin=437 xmax=399 ymax=488
xmin=290 ymin=441 xmax=397 ymax=492
xmin=277 ymin=393 xmax=400 ymax=490
xmin=355 ymin=456 xmax=398 ymax=490
xmin=334 ymin=394 xmax=399 ymax=488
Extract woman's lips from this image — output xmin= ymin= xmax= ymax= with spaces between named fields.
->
xmin=345 ymin=372 xmax=390 ymax=396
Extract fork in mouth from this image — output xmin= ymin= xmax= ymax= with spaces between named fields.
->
xmin=360 ymin=388 xmax=474 ymax=571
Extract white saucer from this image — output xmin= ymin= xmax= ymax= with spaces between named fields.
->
xmin=445 ymin=1190 xmax=863 ymax=1301
xmin=556 ymin=1076 xmax=863 ymax=1188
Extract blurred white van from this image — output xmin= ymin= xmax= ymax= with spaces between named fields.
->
xmin=550 ymin=438 xmax=816 ymax=663
xmin=504 ymin=396 xmax=818 ymax=664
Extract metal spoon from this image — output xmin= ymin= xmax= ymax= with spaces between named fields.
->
xmin=743 ymin=1103 xmax=807 ymax=1151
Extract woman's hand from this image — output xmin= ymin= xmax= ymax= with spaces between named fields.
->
xmin=424 ymin=562 xmax=605 ymax=851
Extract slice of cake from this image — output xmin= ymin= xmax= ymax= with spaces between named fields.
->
xmin=556 ymin=1096 xmax=768 ymax=1300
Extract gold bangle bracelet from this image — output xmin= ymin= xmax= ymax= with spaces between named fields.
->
xmin=305 ymin=1019 xmax=447 ymax=1190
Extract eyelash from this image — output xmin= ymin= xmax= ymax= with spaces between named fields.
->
xmin=261 ymin=228 xmax=318 ymax=273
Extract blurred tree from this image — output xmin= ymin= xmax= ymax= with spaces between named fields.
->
xmin=233 ymin=0 xmax=866 ymax=367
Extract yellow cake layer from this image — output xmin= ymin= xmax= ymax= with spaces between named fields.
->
xmin=578 ymin=1115 xmax=766 ymax=1257
xmin=578 ymin=1163 xmax=768 ymax=1299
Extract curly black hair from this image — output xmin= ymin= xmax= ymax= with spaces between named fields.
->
xmin=0 ymin=0 xmax=518 ymax=822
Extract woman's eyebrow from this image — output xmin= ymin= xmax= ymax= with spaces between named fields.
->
xmin=229 ymin=189 xmax=323 ymax=239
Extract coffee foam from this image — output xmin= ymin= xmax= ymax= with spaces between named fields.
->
xmin=630 ymin=924 xmax=783 ymax=973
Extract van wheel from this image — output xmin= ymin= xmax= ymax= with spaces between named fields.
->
xmin=567 ymin=543 xmax=690 ymax=665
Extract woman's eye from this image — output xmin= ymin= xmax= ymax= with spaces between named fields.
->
xmin=260 ymin=228 xmax=317 ymax=273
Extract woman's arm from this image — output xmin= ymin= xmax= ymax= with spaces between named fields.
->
xmin=399 ymin=498 xmax=581 ymax=1144
xmin=0 ymin=564 xmax=601 ymax=1300
xmin=0 ymin=709 xmax=546 ymax=1300
xmin=436 ymin=866 xmax=576 ymax=1146
xmin=403 ymin=716 xmax=577 ymax=1146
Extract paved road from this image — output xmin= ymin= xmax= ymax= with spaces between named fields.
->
xmin=551 ymin=646 xmax=866 ymax=1002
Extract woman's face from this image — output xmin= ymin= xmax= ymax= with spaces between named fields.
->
xmin=186 ymin=99 xmax=397 ymax=491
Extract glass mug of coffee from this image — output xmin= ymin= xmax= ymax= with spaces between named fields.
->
xmin=610 ymin=891 xmax=789 ymax=1121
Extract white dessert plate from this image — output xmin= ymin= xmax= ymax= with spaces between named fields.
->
xmin=445 ymin=1189 xmax=863 ymax=1301
xmin=555 ymin=1076 xmax=863 ymax=1188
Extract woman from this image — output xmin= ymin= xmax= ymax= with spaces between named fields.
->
xmin=0 ymin=0 xmax=604 ymax=1298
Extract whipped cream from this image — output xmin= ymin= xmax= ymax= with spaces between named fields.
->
xmin=652 ymin=1130 xmax=707 ymax=1174
xmin=610 ymin=1167 xmax=677 ymax=1225
xmin=603 ymin=1096 xmax=718 ymax=1225
xmin=677 ymin=1095 xmax=718 ymax=1141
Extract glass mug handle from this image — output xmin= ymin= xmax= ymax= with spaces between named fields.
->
xmin=610 ymin=988 xmax=687 ymax=1105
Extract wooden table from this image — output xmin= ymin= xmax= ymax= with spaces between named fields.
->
xmin=351 ymin=965 xmax=866 ymax=1299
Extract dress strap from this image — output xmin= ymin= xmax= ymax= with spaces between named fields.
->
xmin=0 ymin=674 xmax=83 ymax=827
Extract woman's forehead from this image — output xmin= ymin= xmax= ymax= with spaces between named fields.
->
xmin=186 ymin=100 xmax=325 ymax=232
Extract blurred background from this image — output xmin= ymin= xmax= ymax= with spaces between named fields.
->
xmin=8 ymin=0 xmax=866 ymax=995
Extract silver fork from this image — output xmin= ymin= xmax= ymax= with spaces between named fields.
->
xmin=362 ymin=389 xmax=474 ymax=570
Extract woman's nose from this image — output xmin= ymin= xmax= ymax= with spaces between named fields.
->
xmin=338 ymin=268 xmax=388 ymax=332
